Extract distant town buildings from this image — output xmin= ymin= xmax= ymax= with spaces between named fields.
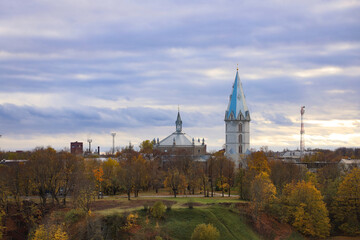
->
xmin=339 ymin=158 xmax=360 ymax=170
xmin=280 ymin=150 xmax=312 ymax=163
xmin=70 ymin=141 xmax=83 ymax=155
xmin=225 ymin=69 xmax=251 ymax=166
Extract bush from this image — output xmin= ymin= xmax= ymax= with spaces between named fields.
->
xmin=65 ymin=208 xmax=86 ymax=224
xmin=151 ymin=201 xmax=166 ymax=219
xmin=143 ymin=202 xmax=149 ymax=211
xmin=187 ymin=198 xmax=194 ymax=209
xmin=102 ymin=214 xmax=127 ymax=239
xmin=155 ymin=236 xmax=163 ymax=240
xmin=165 ymin=201 xmax=174 ymax=211
xmin=191 ymin=223 xmax=220 ymax=240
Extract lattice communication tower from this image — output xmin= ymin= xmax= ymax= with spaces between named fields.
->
xmin=300 ymin=106 xmax=305 ymax=157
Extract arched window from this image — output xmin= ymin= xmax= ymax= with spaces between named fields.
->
xmin=239 ymin=145 xmax=242 ymax=154
xmin=239 ymin=123 xmax=242 ymax=132
xmin=239 ymin=134 xmax=242 ymax=144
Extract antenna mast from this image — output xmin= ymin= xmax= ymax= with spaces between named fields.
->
xmin=111 ymin=132 xmax=116 ymax=155
xmin=300 ymin=106 xmax=305 ymax=158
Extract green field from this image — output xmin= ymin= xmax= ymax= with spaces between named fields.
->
xmin=159 ymin=206 xmax=261 ymax=240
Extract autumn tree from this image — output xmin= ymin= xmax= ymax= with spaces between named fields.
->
xmin=102 ymin=158 xmax=122 ymax=195
xmin=139 ymin=140 xmax=153 ymax=159
xmin=93 ymin=166 xmax=104 ymax=198
xmin=212 ymin=151 xmax=234 ymax=197
xmin=72 ymin=159 xmax=98 ymax=211
xmin=332 ymin=168 xmax=360 ymax=235
xmin=191 ymin=223 xmax=220 ymax=240
xmin=248 ymin=151 xmax=270 ymax=175
xmin=316 ymin=164 xmax=342 ymax=206
xmin=149 ymin=158 xmax=164 ymax=194
xmin=0 ymin=165 xmax=10 ymax=212
xmin=281 ymin=181 xmax=330 ymax=238
xmin=164 ymin=168 xmax=187 ymax=198
xmin=32 ymin=224 xmax=68 ymax=240
xmin=58 ymin=152 xmax=83 ymax=206
xmin=250 ymin=172 xmax=276 ymax=215
xmin=269 ymin=160 xmax=306 ymax=194
xmin=28 ymin=147 xmax=58 ymax=206
xmin=132 ymin=155 xmax=149 ymax=197
xmin=240 ymin=151 xmax=271 ymax=200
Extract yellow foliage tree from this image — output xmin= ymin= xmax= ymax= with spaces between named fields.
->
xmin=164 ymin=169 xmax=187 ymax=198
xmin=283 ymin=181 xmax=330 ymax=238
xmin=248 ymin=151 xmax=270 ymax=175
xmin=250 ymin=172 xmax=276 ymax=217
xmin=332 ymin=168 xmax=360 ymax=235
xmin=191 ymin=223 xmax=220 ymax=240
xmin=0 ymin=210 xmax=5 ymax=240
xmin=32 ymin=224 xmax=68 ymax=240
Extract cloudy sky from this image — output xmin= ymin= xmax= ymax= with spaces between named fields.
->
xmin=0 ymin=0 xmax=359 ymax=152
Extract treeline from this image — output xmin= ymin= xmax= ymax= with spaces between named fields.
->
xmin=240 ymin=151 xmax=360 ymax=238
xmin=0 ymin=144 xmax=359 ymax=239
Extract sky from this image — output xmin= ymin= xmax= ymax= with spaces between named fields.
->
xmin=0 ymin=0 xmax=359 ymax=152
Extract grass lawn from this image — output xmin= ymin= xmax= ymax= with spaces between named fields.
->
xmin=95 ymin=196 xmax=247 ymax=215
xmin=158 ymin=206 xmax=261 ymax=240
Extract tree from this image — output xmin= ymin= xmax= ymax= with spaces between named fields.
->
xmin=269 ymin=160 xmax=305 ymax=194
xmin=93 ymin=166 xmax=104 ymax=198
xmin=139 ymin=140 xmax=153 ymax=155
xmin=164 ymin=168 xmax=187 ymax=197
xmin=102 ymin=158 xmax=122 ymax=195
xmin=0 ymin=165 xmax=10 ymax=212
xmin=212 ymin=151 xmax=234 ymax=197
xmin=132 ymin=155 xmax=149 ymax=197
xmin=191 ymin=223 xmax=220 ymax=240
xmin=241 ymin=151 xmax=271 ymax=200
xmin=282 ymin=181 xmax=330 ymax=238
xmin=250 ymin=172 xmax=276 ymax=215
xmin=58 ymin=151 xmax=82 ymax=206
xmin=72 ymin=159 xmax=98 ymax=211
xmin=0 ymin=209 xmax=5 ymax=240
xmin=151 ymin=201 xmax=166 ymax=219
xmin=149 ymin=158 xmax=164 ymax=194
xmin=248 ymin=151 xmax=270 ymax=175
xmin=332 ymin=168 xmax=360 ymax=235
xmin=32 ymin=224 xmax=68 ymax=240
xmin=29 ymin=147 xmax=58 ymax=206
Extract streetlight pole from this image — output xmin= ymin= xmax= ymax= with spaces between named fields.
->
xmin=111 ymin=133 xmax=116 ymax=155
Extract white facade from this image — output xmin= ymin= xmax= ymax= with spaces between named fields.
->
xmin=225 ymin=70 xmax=250 ymax=166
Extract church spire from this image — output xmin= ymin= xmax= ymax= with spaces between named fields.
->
xmin=225 ymin=69 xmax=250 ymax=120
xmin=175 ymin=109 xmax=182 ymax=133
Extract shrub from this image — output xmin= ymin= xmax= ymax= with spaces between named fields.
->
xmin=102 ymin=214 xmax=127 ymax=239
xmin=187 ymin=198 xmax=194 ymax=209
xmin=151 ymin=201 xmax=166 ymax=219
xmin=32 ymin=224 xmax=69 ymax=240
xmin=191 ymin=223 xmax=220 ymax=240
xmin=65 ymin=208 xmax=86 ymax=224
xmin=143 ymin=202 xmax=149 ymax=211
xmin=155 ymin=236 xmax=163 ymax=240
xmin=165 ymin=201 xmax=174 ymax=211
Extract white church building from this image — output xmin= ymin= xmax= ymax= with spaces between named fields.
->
xmin=225 ymin=69 xmax=251 ymax=166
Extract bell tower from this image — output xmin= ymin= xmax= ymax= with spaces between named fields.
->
xmin=225 ymin=68 xmax=250 ymax=166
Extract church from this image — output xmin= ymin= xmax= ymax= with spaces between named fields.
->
xmin=225 ymin=69 xmax=251 ymax=166
xmin=153 ymin=68 xmax=250 ymax=165
xmin=153 ymin=111 xmax=207 ymax=157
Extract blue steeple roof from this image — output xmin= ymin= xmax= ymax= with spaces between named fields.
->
xmin=225 ymin=70 xmax=250 ymax=120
